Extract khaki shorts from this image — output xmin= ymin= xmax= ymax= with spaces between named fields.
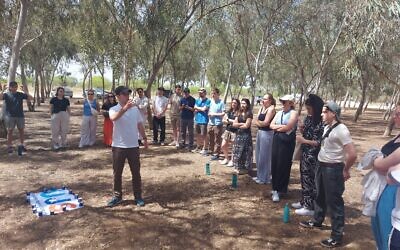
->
xmin=222 ymin=130 xmax=236 ymax=142
xmin=5 ymin=116 xmax=25 ymax=130
xmin=195 ymin=124 xmax=208 ymax=136
xmin=170 ymin=116 xmax=181 ymax=130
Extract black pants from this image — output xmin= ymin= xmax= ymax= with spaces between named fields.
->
xmin=112 ymin=147 xmax=142 ymax=199
xmin=390 ymin=228 xmax=400 ymax=250
xmin=271 ymin=133 xmax=295 ymax=193
xmin=313 ymin=162 xmax=345 ymax=242
xmin=152 ymin=116 xmax=166 ymax=142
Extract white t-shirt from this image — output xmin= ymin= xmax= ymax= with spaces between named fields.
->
xmin=153 ymin=96 xmax=169 ymax=117
xmin=318 ymin=123 xmax=352 ymax=163
xmin=392 ymin=189 xmax=400 ymax=230
xmin=134 ymin=96 xmax=149 ymax=119
xmin=109 ymin=104 xmax=143 ymax=148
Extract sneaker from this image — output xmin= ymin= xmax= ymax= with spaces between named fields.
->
xmin=7 ymin=146 xmax=13 ymax=154
xmin=200 ymin=150 xmax=208 ymax=156
xmin=160 ymin=142 xmax=166 ymax=146
xmin=168 ymin=141 xmax=176 ymax=146
xmin=53 ymin=144 xmax=60 ymax=151
xmin=219 ymin=159 xmax=229 ymax=165
xmin=252 ymin=177 xmax=259 ymax=181
xmin=210 ymin=155 xmax=219 ymax=161
xmin=272 ymin=191 xmax=280 ymax=202
xmin=191 ymin=147 xmax=200 ymax=153
xmin=291 ymin=202 xmax=303 ymax=209
xmin=227 ymin=160 xmax=233 ymax=167
xmin=107 ymin=196 xmax=122 ymax=207
xmin=135 ymin=198 xmax=145 ymax=207
xmin=295 ymin=207 xmax=315 ymax=216
xmin=299 ymin=220 xmax=322 ymax=229
xmin=320 ymin=238 xmax=341 ymax=248
xmin=255 ymin=179 xmax=266 ymax=184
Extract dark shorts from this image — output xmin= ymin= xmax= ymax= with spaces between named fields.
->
xmin=5 ymin=116 xmax=25 ymax=130
xmin=195 ymin=124 xmax=207 ymax=136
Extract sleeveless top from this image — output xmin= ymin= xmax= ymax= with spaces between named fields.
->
xmin=257 ymin=107 xmax=273 ymax=131
xmin=226 ymin=111 xmax=238 ymax=133
xmin=237 ymin=112 xmax=253 ymax=135
xmin=274 ymin=109 xmax=297 ymax=135
xmin=382 ymin=134 xmax=400 ymax=156
xmin=83 ymin=99 xmax=97 ymax=116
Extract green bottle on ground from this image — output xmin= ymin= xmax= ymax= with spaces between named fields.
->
xmin=231 ymin=174 xmax=238 ymax=188
xmin=283 ymin=203 xmax=290 ymax=223
xmin=205 ymin=162 xmax=211 ymax=175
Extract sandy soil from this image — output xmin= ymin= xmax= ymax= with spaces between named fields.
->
xmin=0 ymin=100 xmax=393 ymax=249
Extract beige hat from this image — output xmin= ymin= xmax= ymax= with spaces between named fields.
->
xmin=198 ymin=88 xmax=206 ymax=93
xmin=279 ymin=94 xmax=295 ymax=102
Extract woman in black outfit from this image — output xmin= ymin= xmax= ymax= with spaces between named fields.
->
xmin=292 ymin=94 xmax=324 ymax=216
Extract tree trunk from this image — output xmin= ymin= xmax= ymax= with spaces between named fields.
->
xmin=39 ymin=69 xmax=45 ymax=103
xmin=363 ymin=97 xmax=370 ymax=112
xmin=20 ymin=62 xmax=34 ymax=111
xmin=383 ymin=116 xmax=395 ymax=137
xmin=7 ymin=0 xmax=30 ymax=83
xmin=353 ymin=58 xmax=368 ymax=122
xmin=342 ymin=89 xmax=350 ymax=109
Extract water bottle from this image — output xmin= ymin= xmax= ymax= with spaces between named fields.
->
xmin=283 ymin=203 xmax=290 ymax=223
xmin=231 ymin=174 xmax=238 ymax=188
xmin=205 ymin=162 xmax=211 ymax=175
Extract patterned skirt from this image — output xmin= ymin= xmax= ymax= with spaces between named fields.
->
xmin=232 ymin=132 xmax=253 ymax=170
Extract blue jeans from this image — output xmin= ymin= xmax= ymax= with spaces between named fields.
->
xmin=371 ymin=185 xmax=397 ymax=250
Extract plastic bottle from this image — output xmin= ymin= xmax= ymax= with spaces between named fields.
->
xmin=231 ymin=174 xmax=238 ymax=188
xmin=205 ymin=162 xmax=211 ymax=175
xmin=283 ymin=203 xmax=290 ymax=223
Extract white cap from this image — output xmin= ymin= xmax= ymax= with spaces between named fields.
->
xmin=279 ymin=94 xmax=295 ymax=102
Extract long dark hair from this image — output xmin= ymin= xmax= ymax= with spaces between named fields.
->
xmin=229 ymin=98 xmax=240 ymax=114
xmin=240 ymin=98 xmax=252 ymax=119
xmin=56 ymin=87 xmax=64 ymax=97
xmin=305 ymin=94 xmax=324 ymax=124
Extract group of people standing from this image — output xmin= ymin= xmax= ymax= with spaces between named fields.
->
xmin=6 ymin=80 xmax=400 ymax=249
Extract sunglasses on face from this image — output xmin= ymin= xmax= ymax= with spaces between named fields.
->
xmin=88 ymin=93 xmax=94 ymax=95
xmin=108 ymin=96 xmax=114 ymax=98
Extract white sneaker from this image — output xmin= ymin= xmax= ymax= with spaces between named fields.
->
xmin=169 ymin=141 xmax=176 ymax=146
xmin=252 ymin=177 xmax=258 ymax=181
xmin=227 ymin=160 xmax=233 ymax=167
xmin=255 ymin=179 xmax=266 ymax=184
xmin=272 ymin=191 xmax=280 ymax=202
xmin=219 ymin=159 xmax=229 ymax=165
xmin=295 ymin=207 xmax=315 ymax=216
xmin=291 ymin=202 xmax=302 ymax=209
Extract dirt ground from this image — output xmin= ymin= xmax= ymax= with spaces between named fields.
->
xmin=0 ymin=99 xmax=393 ymax=249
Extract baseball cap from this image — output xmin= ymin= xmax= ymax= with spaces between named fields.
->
xmin=115 ymin=86 xmax=132 ymax=95
xmin=324 ymin=101 xmax=341 ymax=121
xmin=279 ymin=94 xmax=295 ymax=102
xmin=183 ymin=87 xmax=190 ymax=93
xmin=198 ymin=88 xmax=206 ymax=93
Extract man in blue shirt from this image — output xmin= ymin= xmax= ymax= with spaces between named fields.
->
xmin=193 ymin=88 xmax=211 ymax=155
xmin=178 ymin=88 xmax=196 ymax=150
xmin=208 ymin=88 xmax=225 ymax=160
xmin=0 ymin=81 xmax=33 ymax=154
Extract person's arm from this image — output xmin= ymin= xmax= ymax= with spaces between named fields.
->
xmin=138 ymin=122 xmax=148 ymax=149
xmin=276 ymin=110 xmax=298 ymax=132
xmin=49 ymin=104 xmax=54 ymax=115
xmin=26 ymin=93 xmax=33 ymax=101
xmin=67 ymin=106 xmax=71 ymax=116
xmin=374 ymin=147 xmax=400 ymax=174
xmin=269 ymin=113 xmax=284 ymax=130
xmin=110 ymin=101 xmax=135 ymax=122
xmin=239 ymin=117 xmax=253 ymax=129
xmin=232 ymin=116 xmax=241 ymax=128
xmin=297 ymin=121 xmax=323 ymax=147
xmin=96 ymin=100 xmax=100 ymax=112
xmin=161 ymin=98 xmax=168 ymax=115
xmin=343 ymin=142 xmax=357 ymax=181
xmin=213 ymin=103 xmax=225 ymax=117
xmin=258 ymin=107 xmax=275 ymax=127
